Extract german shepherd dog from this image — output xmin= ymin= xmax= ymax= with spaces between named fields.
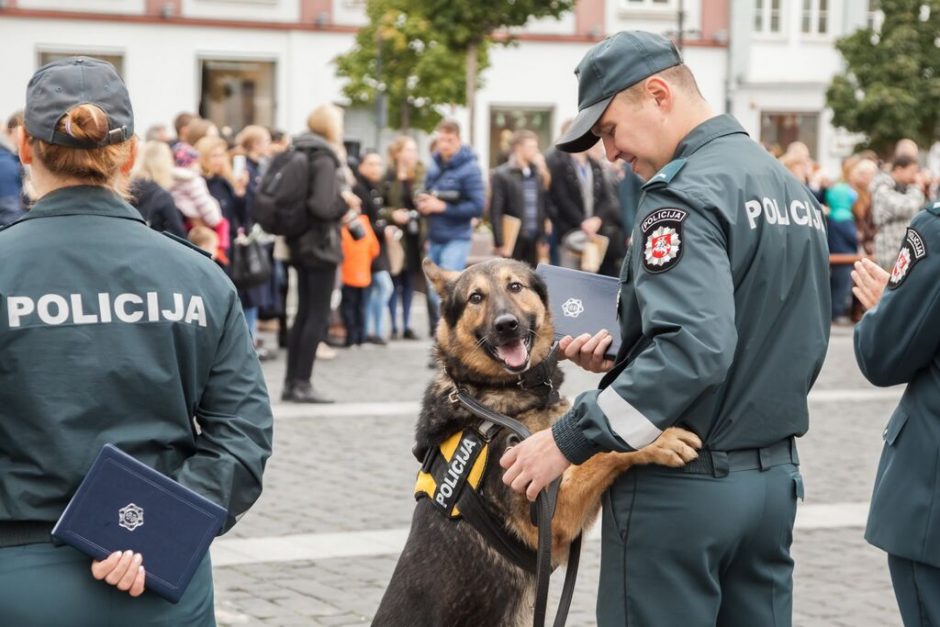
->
xmin=372 ymin=258 xmax=700 ymax=627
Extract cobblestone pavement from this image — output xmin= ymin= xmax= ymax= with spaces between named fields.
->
xmin=211 ymin=309 xmax=904 ymax=626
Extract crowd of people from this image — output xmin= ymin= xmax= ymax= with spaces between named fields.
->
xmin=2 ymin=101 xmax=940 ymax=401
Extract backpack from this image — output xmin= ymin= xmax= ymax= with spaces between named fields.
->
xmin=254 ymin=145 xmax=337 ymax=238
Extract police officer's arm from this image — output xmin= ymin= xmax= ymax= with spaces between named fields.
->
xmin=175 ymin=291 xmax=273 ymax=533
xmin=444 ymin=164 xmax=485 ymax=220
xmin=855 ymin=216 xmax=940 ymax=387
xmin=553 ymin=202 xmax=736 ymax=462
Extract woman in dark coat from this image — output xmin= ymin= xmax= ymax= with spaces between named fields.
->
xmin=129 ymin=140 xmax=187 ymax=237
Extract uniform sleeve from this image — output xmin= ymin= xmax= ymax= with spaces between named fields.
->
xmin=553 ymin=203 xmax=736 ymax=463
xmin=855 ymin=218 xmax=940 ymax=386
xmin=175 ymin=292 xmax=274 ymax=533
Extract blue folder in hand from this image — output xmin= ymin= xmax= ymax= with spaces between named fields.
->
xmin=51 ymin=443 xmax=227 ymax=603
xmin=536 ymin=264 xmax=622 ymax=360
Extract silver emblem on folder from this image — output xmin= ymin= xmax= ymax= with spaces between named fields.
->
xmin=562 ymin=298 xmax=584 ymax=318
xmin=118 ymin=503 xmax=144 ymax=531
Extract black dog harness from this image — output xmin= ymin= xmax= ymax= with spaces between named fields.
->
xmin=413 ymin=346 xmax=581 ymax=627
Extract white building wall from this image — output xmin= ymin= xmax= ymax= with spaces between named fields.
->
xmin=181 ymin=0 xmax=300 ymax=22
xmin=18 ymin=0 xmax=146 ymax=13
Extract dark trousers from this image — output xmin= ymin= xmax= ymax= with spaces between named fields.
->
xmin=341 ymin=284 xmax=368 ymax=346
xmin=389 ymin=270 xmax=416 ymax=334
xmin=512 ymin=235 xmax=539 ymax=267
xmin=831 ymin=263 xmax=853 ymax=319
xmin=888 ymin=554 xmax=940 ymax=626
xmin=598 ymin=456 xmax=800 ymax=626
xmin=0 ymin=543 xmax=215 ymax=626
xmin=285 ymin=264 xmax=336 ymax=384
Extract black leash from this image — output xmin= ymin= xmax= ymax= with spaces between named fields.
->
xmin=452 ymin=389 xmax=582 ymax=627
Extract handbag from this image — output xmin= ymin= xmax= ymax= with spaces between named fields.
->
xmin=231 ymin=228 xmax=273 ymax=289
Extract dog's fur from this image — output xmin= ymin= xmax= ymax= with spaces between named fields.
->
xmin=372 ymin=259 xmax=698 ymax=627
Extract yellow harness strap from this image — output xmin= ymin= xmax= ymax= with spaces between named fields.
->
xmin=414 ymin=430 xmax=489 ymax=518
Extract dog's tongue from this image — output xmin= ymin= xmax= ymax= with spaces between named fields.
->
xmin=496 ymin=340 xmax=528 ymax=369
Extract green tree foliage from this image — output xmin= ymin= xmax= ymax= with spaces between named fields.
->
xmin=827 ymin=0 xmax=940 ymax=155
xmin=334 ymin=0 xmax=488 ymax=132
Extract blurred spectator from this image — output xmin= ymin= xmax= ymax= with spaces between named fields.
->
xmin=489 ymin=129 xmax=549 ymax=266
xmin=129 ymin=140 xmax=187 ymax=237
xmin=544 ymin=125 xmax=623 ymax=276
xmin=269 ymin=129 xmax=290 ymax=155
xmin=145 ymin=124 xmax=171 ymax=143
xmin=849 ymin=158 xmax=879 ymax=257
xmin=172 ymin=111 xmax=195 ymax=148
xmin=894 ymin=138 xmax=920 ymax=161
xmin=186 ymin=118 xmax=218 ymax=148
xmin=825 ymin=164 xmax=860 ymax=322
xmin=340 ymin=213 xmax=380 ymax=347
xmin=872 ymin=155 xmax=927 ymax=269
xmin=169 ymin=143 xmax=223 ymax=228
xmin=383 ymin=135 xmax=424 ymax=341
xmin=0 ymin=112 xmax=24 ymax=225
xmin=616 ymin=160 xmax=644 ymax=242
xmin=418 ymin=119 xmax=485 ymax=334
xmin=283 ymin=104 xmax=350 ymax=404
xmin=188 ymin=224 xmax=219 ymax=260
xmin=353 ymin=150 xmax=394 ymax=345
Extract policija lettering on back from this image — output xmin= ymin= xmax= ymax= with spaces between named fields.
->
xmin=7 ymin=292 xmax=208 ymax=328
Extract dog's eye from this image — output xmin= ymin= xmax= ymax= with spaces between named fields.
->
xmin=508 ymin=282 xmax=523 ymax=293
xmin=469 ymin=293 xmax=484 ymax=304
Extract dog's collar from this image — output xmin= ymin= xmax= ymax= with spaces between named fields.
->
xmin=443 ymin=342 xmax=561 ymax=408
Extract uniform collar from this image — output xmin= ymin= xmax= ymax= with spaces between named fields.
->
xmin=23 ymin=185 xmax=146 ymax=224
xmin=672 ymin=114 xmax=748 ymax=161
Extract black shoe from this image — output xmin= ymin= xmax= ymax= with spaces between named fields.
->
xmin=283 ymin=381 xmax=334 ymax=404
xmin=403 ymin=328 xmax=419 ymax=340
xmin=366 ymin=335 xmax=387 ymax=346
xmin=389 ymin=330 xmax=399 ymax=340
xmin=280 ymin=380 xmax=295 ymax=402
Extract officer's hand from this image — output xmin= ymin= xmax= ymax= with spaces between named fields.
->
xmin=91 ymin=550 xmax=146 ymax=597
xmin=852 ymin=258 xmax=889 ymax=311
xmin=559 ymin=332 xmax=614 ymax=373
xmin=500 ymin=429 xmax=571 ymax=502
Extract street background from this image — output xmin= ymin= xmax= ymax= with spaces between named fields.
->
xmin=210 ymin=301 xmax=903 ymax=626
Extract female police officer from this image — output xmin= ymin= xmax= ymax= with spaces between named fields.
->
xmin=855 ymin=212 xmax=940 ymax=625
xmin=0 ymin=58 xmax=273 ymax=625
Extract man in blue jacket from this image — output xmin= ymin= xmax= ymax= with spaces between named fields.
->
xmin=418 ymin=118 xmax=485 ymax=334
xmin=0 ymin=122 xmax=24 ymax=226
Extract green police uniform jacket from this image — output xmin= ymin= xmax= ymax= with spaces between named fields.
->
xmin=553 ymin=115 xmax=831 ymax=463
xmin=0 ymin=186 xmax=273 ymax=533
xmin=856 ymin=203 xmax=940 ymax=567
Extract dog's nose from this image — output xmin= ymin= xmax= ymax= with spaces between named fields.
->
xmin=494 ymin=314 xmax=519 ymax=335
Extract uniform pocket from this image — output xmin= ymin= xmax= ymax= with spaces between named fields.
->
xmin=792 ymin=471 xmax=805 ymax=502
xmin=883 ymin=407 xmax=909 ymax=446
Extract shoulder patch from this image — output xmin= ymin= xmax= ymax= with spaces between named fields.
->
xmin=888 ymin=228 xmax=927 ymax=289
xmin=162 ymin=231 xmax=213 ymax=258
xmin=642 ymin=158 xmax=687 ymax=189
xmin=641 ymin=208 xmax=687 ymax=273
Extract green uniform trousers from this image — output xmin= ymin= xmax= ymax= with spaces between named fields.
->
xmin=598 ymin=455 xmax=802 ymax=626
xmin=888 ymin=554 xmax=940 ymax=626
xmin=0 ymin=542 xmax=216 ymax=626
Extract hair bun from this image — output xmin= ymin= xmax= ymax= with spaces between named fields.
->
xmin=62 ymin=104 xmax=109 ymax=144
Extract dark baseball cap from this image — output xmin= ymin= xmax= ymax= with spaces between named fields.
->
xmin=556 ymin=31 xmax=682 ymax=153
xmin=25 ymin=56 xmax=134 ymax=148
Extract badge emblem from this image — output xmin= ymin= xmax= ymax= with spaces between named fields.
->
xmin=562 ymin=298 xmax=584 ymax=318
xmin=641 ymin=208 xmax=688 ymax=273
xmin=118 ymin=503 xmax=144 ymax=531
xmin=888 ymin=228 xmax=927 ymax=289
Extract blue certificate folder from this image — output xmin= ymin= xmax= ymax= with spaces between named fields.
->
xmin=51 ymin=444 xmax=227 ymax=603
xmin=536 ymin=264 xmax=622 ymax=359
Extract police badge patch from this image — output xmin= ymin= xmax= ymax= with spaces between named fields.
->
xmin=888 ymin=228 xmax=927 ymax=289
xmin=641 ymin=208 xmax=688 ymax=273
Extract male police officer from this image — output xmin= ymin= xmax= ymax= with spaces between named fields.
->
xmin=500 ymin=31 xmax=830 ymax=625
xmin=0 ymin=57 xmax=272 ymax=625
xmin=854 ymin=208 xmax=940 ymax=624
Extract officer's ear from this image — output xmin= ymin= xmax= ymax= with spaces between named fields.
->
xmin=423 ymin=258 xmax=460 ymax=299
xmin=16 ymin=127 xmax=32 ymax=166
xmin=644 ymin=76 xmax=673 ymax=111
xmin=119 ymin=137 xmax=139 ymax=176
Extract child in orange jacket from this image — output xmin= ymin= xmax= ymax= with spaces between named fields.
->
xmin=340 ymin=213 xmax=380 ymax=347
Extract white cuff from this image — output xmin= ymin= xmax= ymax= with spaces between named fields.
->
xmin=597 ymin=386 xmax=662 ymax=449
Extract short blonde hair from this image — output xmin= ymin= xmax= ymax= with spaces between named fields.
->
xmin=236 ymin=125 xmax=271 ymax=154
xmin=194 ymin=136 xmax=231 ymax=181
xmin=306 ymin=104 xmax=344 ymax=146
xmin=133 ymin=140 xmax=174 ymax=189
xmin=29 ymin=103 xmax=137 ymax=197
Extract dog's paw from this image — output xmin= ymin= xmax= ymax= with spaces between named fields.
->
xmin=641 ymin=427 xmax=701 ymax=468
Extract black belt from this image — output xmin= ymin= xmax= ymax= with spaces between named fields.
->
xmin=664 ymin=437 xmax=798 ymax=478
xmin=0 ymin=521 xmax=54 ymax=547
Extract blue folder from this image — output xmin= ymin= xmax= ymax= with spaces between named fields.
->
xmin=536 ymin=264 xmax=622 ymax=359
xmin=51 ymin=443 xmax=227 ymax=603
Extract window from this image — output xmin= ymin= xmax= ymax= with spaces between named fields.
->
xmin=488 ymin=107 xmax=553 ymax=170
xmin=801 ymin=0 xmax=828 ymax=35
xmin=38 ymin=51 xmax=124 ymax=77
xmin=621 ymin=0 xmax=673 ymax=9
xmin=754 ymin=0 xmax=783 ymax=34
xmin=760 ymin=112 xmax=819 ymax=158
xmin=199 ymin=59 xmax=275 ymax=133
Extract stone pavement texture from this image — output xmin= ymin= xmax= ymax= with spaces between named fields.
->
xmin=211 ymin=312 xmax=904 ymax=626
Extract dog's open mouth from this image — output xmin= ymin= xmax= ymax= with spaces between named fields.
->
xmin=488 ymin=335 xmax=533 ymax=373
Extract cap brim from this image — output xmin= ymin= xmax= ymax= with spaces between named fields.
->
xmin=555 ymin=96 xmax=613 ymax=153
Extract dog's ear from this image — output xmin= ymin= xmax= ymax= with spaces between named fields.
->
xmin=423 ymin=258 xmax=460 ymax=298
